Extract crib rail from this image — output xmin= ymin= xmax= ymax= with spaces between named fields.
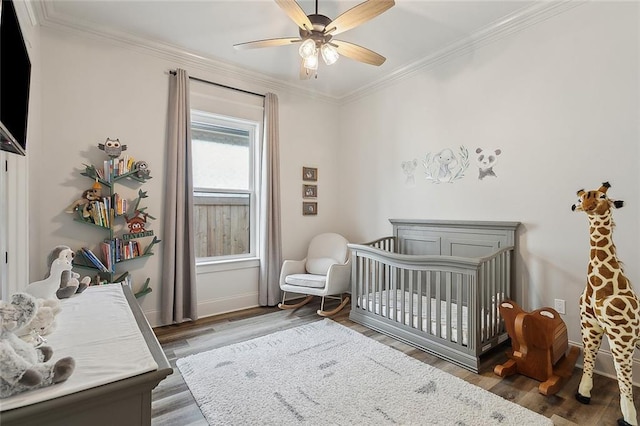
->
xmin=359 ymin=236 xmax=397 ymax=252
xmin=347 ymin=242 xmax=513 ymax=372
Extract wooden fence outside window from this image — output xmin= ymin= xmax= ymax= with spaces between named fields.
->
xmin=193 ymin=194 xmax=250 ymax=258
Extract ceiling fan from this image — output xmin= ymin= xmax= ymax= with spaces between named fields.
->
xmin=233 ymin=0 xmax=395 ymax=79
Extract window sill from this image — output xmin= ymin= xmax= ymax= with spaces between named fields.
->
xmin=196 ymin=257 xmax=260 ymax=274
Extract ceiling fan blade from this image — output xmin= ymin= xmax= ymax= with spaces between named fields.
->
xmin=275 ymin=0 xmax=313 ymax=32
xmin=234 ymin=37 xmax=302 ymax=50
xmin=325 ymin=0 xmax=395 ymax=36
xmin=332 ymin=40 xmax=386 ymax=66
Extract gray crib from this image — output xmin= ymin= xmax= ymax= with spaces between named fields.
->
xmin=348 ymin=219 xmax=520 ymax=373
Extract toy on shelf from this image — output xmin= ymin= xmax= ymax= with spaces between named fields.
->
xmin=571 ymin=182 xmax=640 ymax=426
xmin=98 ymin=137 xmax=127 ymax=157
xmin=494 ymin=300 xmax=580 ymax=396
xmin=64 ymin=180 xmax=102 ymax=220
xmin=65 ymin=141 xmax=160 ymax=298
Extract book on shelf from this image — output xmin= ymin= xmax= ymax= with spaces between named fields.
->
xmin=103 ymin=156 xmax=136 ymax=182
xmin=112 ymin=193 xmax=127 ymax=216
xmin=81 ymin=247 xmax=109 ymax=272
xmin=100 ymin=241 xmax=112 ymax=272
xmin=109 ymin=238 xmax=142 ymax=262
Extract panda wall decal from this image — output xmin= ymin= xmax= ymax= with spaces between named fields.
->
xmin=475 ymin=148 xmax=502 ymax=180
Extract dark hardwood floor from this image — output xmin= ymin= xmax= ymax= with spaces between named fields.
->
xmin=151 ymin=300 xmax=638 ymax=425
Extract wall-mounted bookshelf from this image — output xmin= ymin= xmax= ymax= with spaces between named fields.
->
xmin=66 ymin=141 xmax=159 ymax=297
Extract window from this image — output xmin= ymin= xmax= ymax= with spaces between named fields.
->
xmin=191 ymin=110 xmax=259 ymax=261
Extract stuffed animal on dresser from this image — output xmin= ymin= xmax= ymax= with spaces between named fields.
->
xmin=25 ymin=246 xmax=90 ymax=300
xmin=15 ymin=298 xmax=61 ymax=346
xmin=0 ymin=293 xmax=75 ymax=398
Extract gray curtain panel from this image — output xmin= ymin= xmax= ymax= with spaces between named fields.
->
xmin=259 ymin=93 xmax=282 ymax=306
xmin=162 ymin=68 xmax=198 ymax=324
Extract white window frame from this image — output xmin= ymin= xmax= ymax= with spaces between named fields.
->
xmin=191 ymin=110 xmax=260 ymax=266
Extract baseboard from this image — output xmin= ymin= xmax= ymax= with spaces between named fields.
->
xmin=144 ymin=292 xmax=260 ymax=327
xmin=570 ymin=339 xmax=640 ymax=387
xmin=195 ymin=292 xmax=260 ymax=318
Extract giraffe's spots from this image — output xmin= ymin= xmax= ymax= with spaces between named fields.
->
xmin=590 ymin=275 xmax=603 ymax=286
xmin=602 ymin=282 xmax=614 ymax=295
xmin=617 ymin=275 xmax=629 ymax=286
xmin=609 ymin=299 xmax=626 ymax=310
xmin=600 ymin=267 xmax=614 ymax=279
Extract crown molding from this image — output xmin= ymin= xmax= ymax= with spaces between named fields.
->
xmin=340 ymin=0 xmax=586 ymax=104
xmin=32 ymin=0 xmax=584 ymax=106
xmin=34 ymin=1 xmax=340 ymax=105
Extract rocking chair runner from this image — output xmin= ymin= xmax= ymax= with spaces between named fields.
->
xmin=278 ymin=233 xmax=351 ymax=316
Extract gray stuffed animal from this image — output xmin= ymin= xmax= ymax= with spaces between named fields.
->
xmin=0 ymin=293 xmax=75 ymax=398
xmin=44 ymin=246 xmax=90 ymax=299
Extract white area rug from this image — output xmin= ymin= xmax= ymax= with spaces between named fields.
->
xmin=177 ymin=319 xmax=551 ymax=425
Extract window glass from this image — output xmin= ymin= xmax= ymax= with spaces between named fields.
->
xmin=191 ymin=111 xmax=259 ymax=260
xmin=192 ymin=123 xmax=250 ymax=191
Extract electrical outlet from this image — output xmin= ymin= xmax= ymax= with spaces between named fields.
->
xmin=554 ymin=299 xmax=566 ymax=315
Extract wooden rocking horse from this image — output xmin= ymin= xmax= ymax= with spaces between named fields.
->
xmin=494 ymin=300 xmax=580 ymax=396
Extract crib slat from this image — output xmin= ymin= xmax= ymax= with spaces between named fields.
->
xmin=491 ymin=257 xmax=497 ymax=337
xmin=410 ymin=269 xmax=415 ymax=328
xmin=456 ymin=273 xmax=463 ymax=347
xmin=435 ymin=272 xmax=441 ymax=338
xmin=365 ymin=257 xmax=371 ymax=313
xmin=426 ymin=271 xmax=432 ymax=335
xmin=400 ymin=268 xmax=405 ymax=325
xmin=445 ymin=272 xmax=452 ymax=342
xmin=387 ymin=265 xmax=392 ymax=321
xmin=417 ymin=270 xmax=423 ymax=332
xmin=372 ymin=260 xmax=382 ymax=315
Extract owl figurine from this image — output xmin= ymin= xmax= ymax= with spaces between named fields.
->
xmin=98 ymin=138 xmax=127 ymax=158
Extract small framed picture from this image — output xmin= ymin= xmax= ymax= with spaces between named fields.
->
xmin=302 ymin=167 xmax=317 ymax=181
xmin=303 ymin=184 xmax=317 ymax=198
xmin=303 ymin=202 xmax=317 ymax=216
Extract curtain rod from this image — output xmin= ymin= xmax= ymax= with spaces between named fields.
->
xmin=169 ymin=70 xmax=265 ymax=99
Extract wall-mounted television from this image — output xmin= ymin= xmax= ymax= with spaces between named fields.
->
xmin=0 ymin=0 xmax=31 ymax=156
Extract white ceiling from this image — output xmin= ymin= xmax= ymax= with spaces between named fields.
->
xmin=36 ymin=0 xmax=542 ymax=99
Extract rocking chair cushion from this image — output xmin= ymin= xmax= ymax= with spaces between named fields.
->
xmin=285 ymin=273 xmax=327 ymax=289
xmin=306 ymin=257 xmax=339 ymax=275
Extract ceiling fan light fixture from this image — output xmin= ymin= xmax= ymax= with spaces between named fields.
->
xmin=321 ymin=43 xmax=339 ymax=65
xmin=303 ymin=51 xmax=319 ymax=70
xmin=298 ymin=38 xmax=317 ymax=59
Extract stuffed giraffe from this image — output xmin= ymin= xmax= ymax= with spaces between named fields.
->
xmin=571 ymin=181 xmax=640 ymax=426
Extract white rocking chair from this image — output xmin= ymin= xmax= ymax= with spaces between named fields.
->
xmin=278 ymin=233 xmax=351 ymax=317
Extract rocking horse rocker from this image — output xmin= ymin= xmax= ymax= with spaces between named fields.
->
xmin=572 ymin=182 xmax=640 ymax=426
xmin=494 ymin=300 xmax=580 ymax=396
